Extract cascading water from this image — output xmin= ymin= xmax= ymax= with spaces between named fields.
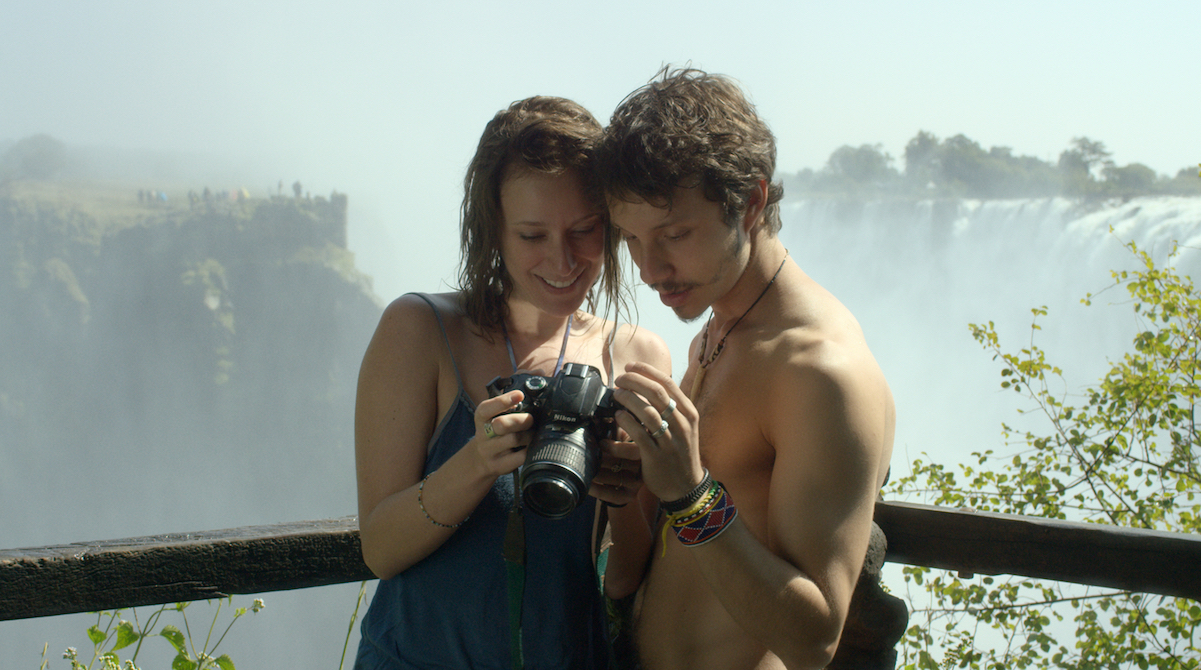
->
xmin=3 ymin=195 xmax=1200 ymax=668
xmin=782 ymin=196 xmax=1201 ymax=478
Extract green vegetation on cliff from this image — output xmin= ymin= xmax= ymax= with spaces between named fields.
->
xmin=784 ymin=132 xmax=1200 ymax=200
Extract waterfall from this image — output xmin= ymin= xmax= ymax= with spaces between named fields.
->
xmin=780 ymin=196 xmax=1201 ymax=478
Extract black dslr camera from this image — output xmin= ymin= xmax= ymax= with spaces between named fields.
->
xmin=486 ymin=362 xmax=618 ymax=519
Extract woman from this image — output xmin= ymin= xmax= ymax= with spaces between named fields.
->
xmin=353 ymin=96 xmax=670 ymax=669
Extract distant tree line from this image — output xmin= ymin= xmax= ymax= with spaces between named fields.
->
xmin=783 ymin=132 xmax=1201 ymax=200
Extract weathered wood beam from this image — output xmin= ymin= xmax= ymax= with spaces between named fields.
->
xmin=875 ymin=500 xmax=1201 ymax=601
xmin=0 ymin=517 xmax=373 ymax=621
xmin=4 ymin=503 xmax=1199 ymax=622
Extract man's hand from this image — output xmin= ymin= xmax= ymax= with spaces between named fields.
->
xmin=613 ymin=361 xmax=707 ymax=502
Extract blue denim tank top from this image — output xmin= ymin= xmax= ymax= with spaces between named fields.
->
xmin=354 ymin=294 xmax=610 ymax=669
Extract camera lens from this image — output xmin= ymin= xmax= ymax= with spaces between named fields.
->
xmin=520 ymin=426 xmax=598 ymax=519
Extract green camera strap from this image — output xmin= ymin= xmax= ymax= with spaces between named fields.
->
xmin=503 ymin=472 xmax=526 ymax=670
xmin=499 ymin=314 xmax=573 ymax=670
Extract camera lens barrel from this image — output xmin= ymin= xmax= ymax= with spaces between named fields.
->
xmin=520 ymin=426 xmax=598 ymax=519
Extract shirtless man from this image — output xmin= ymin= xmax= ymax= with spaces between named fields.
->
xmin=595 ymin=69 xmax=896 ymax=669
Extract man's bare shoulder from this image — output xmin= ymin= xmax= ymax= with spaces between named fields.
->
xmin=766 ymin=309 xmax=894 ymax=494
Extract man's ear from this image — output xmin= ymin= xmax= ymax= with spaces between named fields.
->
xmin=741 ymin=179 xmax=769 ymax=234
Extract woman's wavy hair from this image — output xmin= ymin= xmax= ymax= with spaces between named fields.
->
xmin=458 ymin=96 xmax=628 ymax=335
xmin=595 ymin=67 xmax=784 ymax=233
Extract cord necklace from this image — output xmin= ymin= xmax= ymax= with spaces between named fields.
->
xmin=689 ymin=251 xmax=788 ymax=399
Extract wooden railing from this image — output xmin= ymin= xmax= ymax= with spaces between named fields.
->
xmin=3 ymin=501 xmax=1200 ymax=622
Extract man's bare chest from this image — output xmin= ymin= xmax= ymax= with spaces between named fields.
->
xmin=687 ymin=362 xmax=776 ymax=490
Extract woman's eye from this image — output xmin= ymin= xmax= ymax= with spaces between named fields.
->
xmin=519 ymin=233 xmax=545 ymax=241
xmin=572 ymin=224 xmax=597 ymax=236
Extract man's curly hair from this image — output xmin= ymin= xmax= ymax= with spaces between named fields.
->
xmin=595 ymin=67 xmax=784 ymax=233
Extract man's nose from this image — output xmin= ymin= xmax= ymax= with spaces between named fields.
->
xmin=637 ymin=244 xmax=670 ymax=285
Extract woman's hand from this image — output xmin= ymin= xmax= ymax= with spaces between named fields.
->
xmin=470 ymin=390 xmax=535 ymax=479
xmin=589 ymin=433 xmax=644 ymax=506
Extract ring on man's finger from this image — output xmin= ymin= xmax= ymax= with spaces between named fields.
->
xmin=660 ymin=398 xmax=677 ymax=420
xmin=611 ymin=461 xmax=622 ymax=473
xmin=483 ymin=420 xmax=497 ymax=439
xmin=649 ymin=419 xmax=669 ymax=439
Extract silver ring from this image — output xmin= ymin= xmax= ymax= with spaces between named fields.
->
xmin=611 ymin=461 xmax=622 ymax=473
xmin=483 ymin=421 xmax=497 ymax=439
xmin=660 ymin=398 xmax=677 ymax=420
xmin=649 ymin=419 xmax=669 ymax=439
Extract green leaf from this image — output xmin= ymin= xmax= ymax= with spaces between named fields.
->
xmin=87 ymin=624 xmax=106 ymax=645
xmin=161 ymin=625 xmax=187 ymax=653
xmin=112 ymin=620 xmax=140 ymax=651
xmin=215 ymin=654 xmax=236 ymax=670
xmin=173 ymin=651 xmax=198 ymax=670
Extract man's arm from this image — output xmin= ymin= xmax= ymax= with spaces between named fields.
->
xmin=616 ymin=352 xmax=892 ymax=669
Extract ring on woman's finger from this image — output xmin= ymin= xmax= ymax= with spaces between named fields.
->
xmin=660 ymin=398 xmax=677 ymax=420
xmin=483 ymin=420 xmax=497 ymax=439
xmin=649 ymin=419 xmax=669 ymax=439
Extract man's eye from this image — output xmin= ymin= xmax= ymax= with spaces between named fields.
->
xmin=665 ymin=230 xmax=688 ymax=241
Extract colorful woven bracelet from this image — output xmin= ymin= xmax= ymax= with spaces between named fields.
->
xmin=671 ymin=482 xmax=737 ymax=547
xmin=418 ymin=474 xmax=468 ymax=529
xmin=658 ymin=481 xmax=719 ymax=555
xmin=670 ymin=482 xmax=720 ymax=525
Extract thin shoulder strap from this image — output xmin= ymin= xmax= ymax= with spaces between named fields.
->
xmin=408 ymin=293 xmax=466 ymax=393
xmin=604 ymin=322 xmax=617 ymax=385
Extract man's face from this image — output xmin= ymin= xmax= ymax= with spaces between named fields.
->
xmin=610 ymin=185 xmax=748 ymax=322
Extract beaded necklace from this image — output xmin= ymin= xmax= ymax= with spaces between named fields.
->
xmin=689 ymin=251 xmax=788 ymax=399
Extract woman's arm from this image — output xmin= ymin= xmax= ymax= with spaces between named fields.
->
xmin=596 ymin=324 xmax=672 ymax=598
xmin=355 ymin=295 xmax=532 ymax=579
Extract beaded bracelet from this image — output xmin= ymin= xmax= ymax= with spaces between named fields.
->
xmin=418 ymin=474 xmax=468 ymax=529
xmin=670 ymin=481 xmax=737 ymax=548
xmin=660 ymin=469 xmax=714 ymax=514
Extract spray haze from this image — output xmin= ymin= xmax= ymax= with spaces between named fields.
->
xmin=2 ymin=0 xmax=1199 ymax=666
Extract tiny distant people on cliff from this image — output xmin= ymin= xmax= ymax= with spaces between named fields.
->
xmin=352 ymin=96 xmax=670 ymax=669
xmin=136 ymin=189 xmax=167 ymax=205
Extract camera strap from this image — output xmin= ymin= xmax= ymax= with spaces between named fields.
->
xmin=503 ymin=471 xmax=526 ymax=670
xmin=499 ymin=314 xmax=573 ymax=670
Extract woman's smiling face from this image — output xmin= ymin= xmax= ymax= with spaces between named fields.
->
xmin=499 ymin=167 xmax=605 ymax=317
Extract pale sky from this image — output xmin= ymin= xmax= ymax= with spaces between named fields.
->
xmin=3 ymin=4 xmax=1198 ymax=663
xmin=3 ymin=0 xmax=1198 ymax=362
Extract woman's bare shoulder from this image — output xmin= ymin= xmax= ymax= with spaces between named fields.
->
xmin=611 ymin=321 xmax=672 ymax=376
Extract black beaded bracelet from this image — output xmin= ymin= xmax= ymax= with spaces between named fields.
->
xmin=660 ymin=469 xmax=714 ymax=514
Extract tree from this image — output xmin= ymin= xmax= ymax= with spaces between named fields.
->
xmin=904 ymin=130 xmax=941 ymax=189
xmin=1058 ymin=137 xmax=1113 ymax=197
xmin=1102 ymin=162 xmax=1158 ymax=197
xmin=818 ymin=143 xmax=900 ymax=194
xmin=890 ymin=240 xmax=1201 ymax=668
xmin=0 ymin=133 xmax=68 ymax=183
